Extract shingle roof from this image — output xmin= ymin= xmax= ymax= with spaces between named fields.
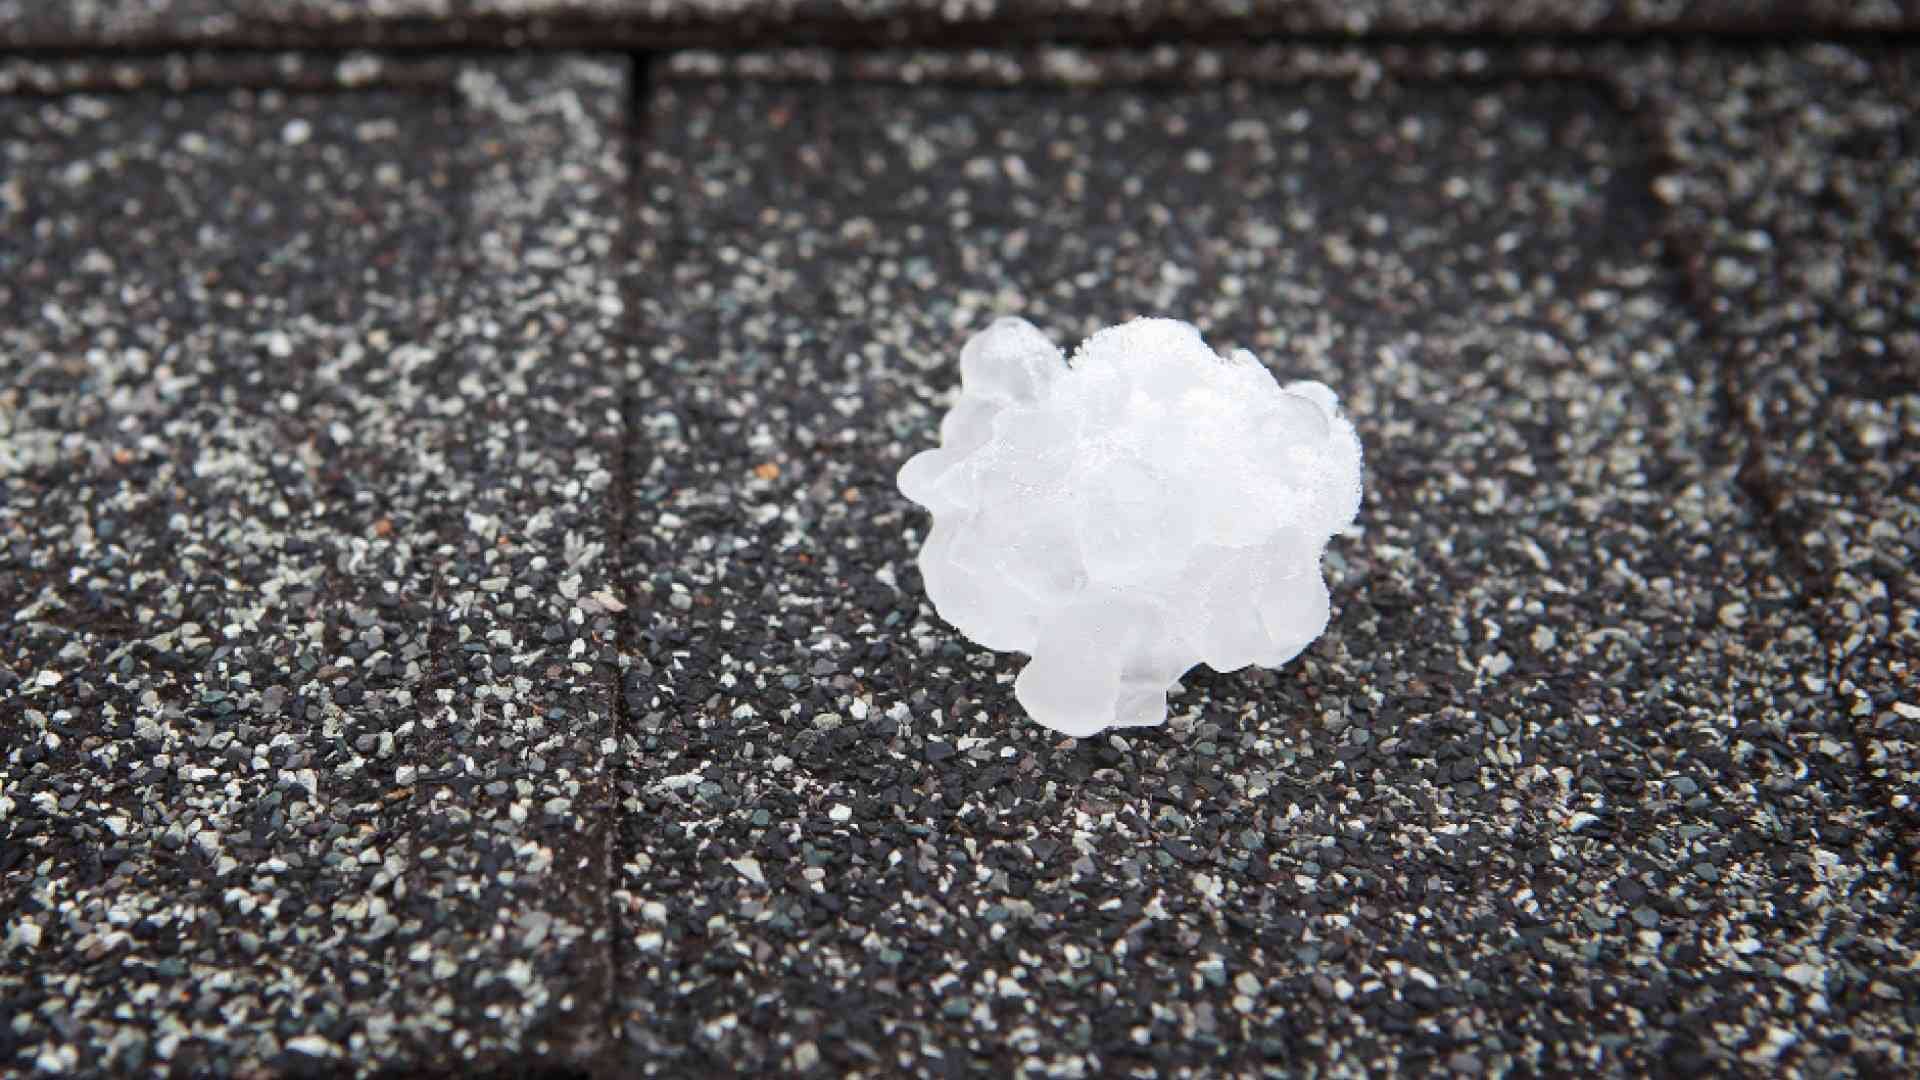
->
xmin=2 ymin=0 xmax=1917 ymax=49
xmin=2 ymin=27 xmax=1914 ymax=1079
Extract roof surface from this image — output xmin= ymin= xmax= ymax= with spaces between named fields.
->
xmin=1 ymin=14 xmax=1915 ymax=1080
xmin=1 ymin=0 xmax=1917 ymax=49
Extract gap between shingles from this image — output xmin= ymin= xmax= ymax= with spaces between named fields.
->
xmin=595 ymin=47 xmax=663 ymax=1078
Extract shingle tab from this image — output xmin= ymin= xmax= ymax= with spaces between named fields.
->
xmin=1 ymin=56 xmax=629 ymax=1075
xmin=608 ymin=61 xmax=1911 ymax=1074
xmin=1 ymin=0 xmax=1915 ymax=50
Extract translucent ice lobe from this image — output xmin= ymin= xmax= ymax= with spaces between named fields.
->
xmin=1258 ymin=567 xmax=1331 ymax=665
xmin=894 ymin=449 xmax=948 ymax=508
xmin=924 ymin=516 xmax=1032 ymax=653
xmin=990 ymin=504 xmax=1083 ymax=607
xmin=1014 ymin=598 xmax=1128 ymax=738
xmin=1282 ymin=380 xmax=1363 ymax=532
xmin=938 ymin=396 xmax=1003 ymax=456
xmin=896 ymin=444 xmax=982 ymax=516
xmin=1014 ymin=591 xmax=1170 ymax=736
xmin=961 ymin=317 xmax=1065 ymax=404
xmin=1076 ymin=457 xmax=1190 ymax=586
xmin=1187 ymin=545 xmax=1272 ymax=673
xmin=898 ymin=316 xmax=1364 ymax=737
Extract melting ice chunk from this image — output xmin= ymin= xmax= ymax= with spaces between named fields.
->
xmin=898 ymin=316 xmax=1364 ymax=737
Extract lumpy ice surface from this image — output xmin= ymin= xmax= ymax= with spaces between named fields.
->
xmin=898 ymin=317 xmax=1364 ymax=737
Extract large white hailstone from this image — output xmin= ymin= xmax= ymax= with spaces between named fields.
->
xmin=897 ymin=316 xmax=1363 ymax=738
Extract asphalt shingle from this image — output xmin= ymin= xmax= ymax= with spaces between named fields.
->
xmin=608 ymin=51 xmax=1915 ymax=1075
xmin=1 ymin=55 xmax=628 ymax=1074
xmin=1 ymin=34 xmax=1914 ymax=1080
xmin=2 ymin=1 xmax=1916 ymax=50
xmin=1635 ymin=46 xmax=1918 ymax=881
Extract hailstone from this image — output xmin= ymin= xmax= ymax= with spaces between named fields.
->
xmin=897 ymin=316 xmax=1363 ymax=737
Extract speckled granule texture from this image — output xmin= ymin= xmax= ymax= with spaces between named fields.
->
xmin=3 ymin=38 xmax=1918 ymax=1079
xmin=1 ymin=0 xmax=1916 ymax=48
xmin=1 ymin=56 xmax=628 ymax=1074
xmin=1638 ymin=47 xmax=1920 ymax=1061
xmin=1627 ymin=45 xmax=1919 ymax=885
xmin=0 ymin=1 xmax=458 ymax=49
xmin=610 ymin=53 xmax=1915 ymax=1076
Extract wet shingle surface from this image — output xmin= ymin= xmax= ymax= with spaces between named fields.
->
xmin=2 ymin=56 xmax=628 ymax=1074
xmin=2 ymin=33 xmax=1917 ymax=1080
